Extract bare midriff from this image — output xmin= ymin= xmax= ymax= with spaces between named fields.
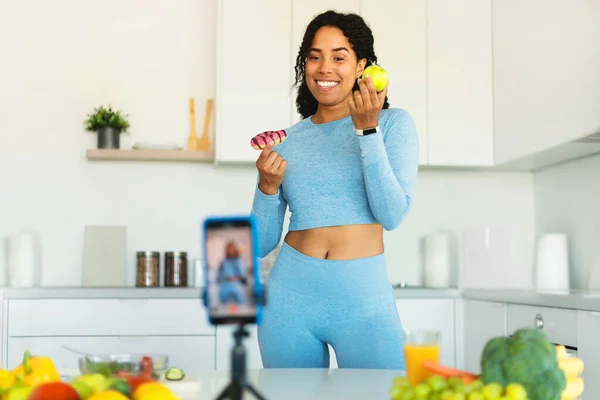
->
xmin=284 ymin=223 xmax=384 ymax=260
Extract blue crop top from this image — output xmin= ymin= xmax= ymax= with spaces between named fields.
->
xmin=250 ymin=108 xmax=419 ymax=257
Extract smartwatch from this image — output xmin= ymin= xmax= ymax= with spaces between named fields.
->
xmin=355 ymin=125 xmax=380 ymax=136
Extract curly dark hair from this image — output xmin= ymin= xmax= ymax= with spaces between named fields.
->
xmin=293 ymin=10 xmax=390 ymax=119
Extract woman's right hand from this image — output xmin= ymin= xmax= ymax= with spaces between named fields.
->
xmin=256 ymin=143 xmax=287 ymax=196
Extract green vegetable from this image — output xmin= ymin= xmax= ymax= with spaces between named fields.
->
xmin=107 ymin=377 xmax=131 ymax=397
xmin=480 ymin=328 xmax=567 ymax=400
xmin=165 ymin=367 xmax=185 ymax=381
xmin=84 ymin=358 xmax=137 ymax=377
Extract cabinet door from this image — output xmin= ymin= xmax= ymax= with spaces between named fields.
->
xmin=493 ymin=0 xmax=600 ymax=164
xmin=463 ymin=300 xmax=505 ymax=374
xmin=360 ymin=0 xmax=428 ymax=166
xmin=6 ymin=336 xmax=216 ymax=377
xmin=427 ymin=0 xmax=494 ymax=167
xmin=216 ymin=0 xmax=293 ymax=163
xmin=396 ymin=299 xmax=455 ymax=367
xmin=290 ymin=1 xmax=361 ymax=125
xmin=577 ymin=311 xmax=600 ymax=400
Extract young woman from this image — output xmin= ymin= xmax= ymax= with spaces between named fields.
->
xmin=251 ymin=10 xmax=419 ymax=370
xmin=216 ymin=241 xmax=247 ymax=305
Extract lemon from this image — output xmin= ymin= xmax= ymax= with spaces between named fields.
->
xmin=505 ymin=383 xmax=527 ymax=400
xmin=133 ymin=382 xmax=176 ymax=400
xmin=88 ymin=390 xmax=130 ymax=400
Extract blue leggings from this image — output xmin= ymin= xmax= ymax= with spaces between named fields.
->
xmin=257 ymin=242 xmax=405 ymax=370
xmin=219 ymin=281 xmax=246 ymax=304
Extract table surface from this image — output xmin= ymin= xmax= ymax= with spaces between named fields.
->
xmin=165 ymin=368 xmax=404 ymax=400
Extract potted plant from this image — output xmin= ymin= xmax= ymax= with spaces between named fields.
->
xmin=84 ymin=104 xmax=130 ymax=149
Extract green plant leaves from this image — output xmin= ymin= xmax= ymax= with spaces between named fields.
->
xmin=84 ymin=104 xmax=130 ymax=133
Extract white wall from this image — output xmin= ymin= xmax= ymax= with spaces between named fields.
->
xmin=534 ymin=154 xmax=600 ymax=289
xmin=0 ymin=0 xmax=535 ymax=287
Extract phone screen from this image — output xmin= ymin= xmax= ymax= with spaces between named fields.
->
xmin=205 ymin=219 xmax=257 ymax=324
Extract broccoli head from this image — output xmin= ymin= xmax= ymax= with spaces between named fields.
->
xmin=480 ymin=327 xmax=566 ymax=400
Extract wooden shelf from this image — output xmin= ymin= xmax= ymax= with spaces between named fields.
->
xmin=86 ymin=149 xmax=215 ymax=163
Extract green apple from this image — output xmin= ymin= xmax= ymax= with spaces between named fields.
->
xmin=362 ymin=65 xmax=388 ymax=92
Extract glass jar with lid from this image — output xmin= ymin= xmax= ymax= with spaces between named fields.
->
xmin=136 ymin=251 xmax=160 ymax=287
xmin=164 ymin=251 xmax=188 ymax=287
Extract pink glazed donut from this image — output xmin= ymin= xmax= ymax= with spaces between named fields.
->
xmin=250 ymin=130 xmax=287 ymax=150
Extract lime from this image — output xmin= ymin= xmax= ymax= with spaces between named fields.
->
xmin=70 ymin=381 xmax=95 ymax=399
xmin=73 ymin=373 xmax=109 ymax=391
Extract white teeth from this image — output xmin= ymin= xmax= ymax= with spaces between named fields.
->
xmin=317 ymin=81 xmax=339 ymax=88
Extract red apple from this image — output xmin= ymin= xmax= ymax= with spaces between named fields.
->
xmin=362 ymin=65 xmax=388 ymax=92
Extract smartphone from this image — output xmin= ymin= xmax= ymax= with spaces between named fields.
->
xmin=201 ymin=214 xmax=265 ymax=325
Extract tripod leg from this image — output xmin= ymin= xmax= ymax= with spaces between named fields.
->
xmin=215 ymin=382 xmax=233 ymax=400
xmin=244 ymin=382 xmax=268 ymax=400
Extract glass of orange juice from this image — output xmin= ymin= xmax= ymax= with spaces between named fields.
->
xmin=403 ymin=330 xmax=441 ymax=386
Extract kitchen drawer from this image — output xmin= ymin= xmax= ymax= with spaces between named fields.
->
xmin=506 ymin=304 xmax=577 ymax=347
xmin=6 ymin=335 xmax=216 ymax=374
xmin=8 ymin=299 xmax=215 ymax=337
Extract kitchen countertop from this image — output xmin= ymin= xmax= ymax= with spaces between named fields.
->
xmin=462 ymin=288 xmax=600 ymax=312
xmin=2 ymin=287 xmax=600 ymax=312
xmin=164 ymin=368 xmax=403 ymax=400
xmin=0 ymin=286 xmax=461 ymax=300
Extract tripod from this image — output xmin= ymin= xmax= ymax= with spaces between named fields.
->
xmin=215 ymin=323 xmax=267 ymax=400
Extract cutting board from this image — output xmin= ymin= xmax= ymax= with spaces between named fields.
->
xmin=160 ymin=376 xmax=201 ymax=399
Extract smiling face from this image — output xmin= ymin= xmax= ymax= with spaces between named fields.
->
xmin=225 ymin=242 xmax=239 ymax=258
xmin=305 ymin=26 xmax=366 ymax=110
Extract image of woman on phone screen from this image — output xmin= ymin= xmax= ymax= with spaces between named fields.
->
xmin=251 ymin=10 xmax=419 ymax=370
xmin=217 ymin=241 xmax=247 ymax=306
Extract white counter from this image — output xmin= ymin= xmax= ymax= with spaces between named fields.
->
xmin=164 ymin=368 xmax=403 ymax=400
xmin=2 ymin=287 xmax=600 ymax=311
xmin=0 ymin=286 xmax=461 ymax=300
xmin=462 ymin=289 xmax=600 ymax=312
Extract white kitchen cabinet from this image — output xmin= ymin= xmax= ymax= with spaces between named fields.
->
xmin=8 ymin=298 xmax=214 ymax=337
xmin=463 ymin=300 xmax=506 ymax=374
xmin=360 ymin=0 xmax=428 ymax=166
xmin=290 ymin=1 xmax=361 ymax=126
xmin=577 ymin=311 xmax=600 ymax=400
xmin=215 ymin=325 xmax=263 ymax=371
xmin=215 ymin=0 xmax=293 ymax=163
xmin=396 ymin=299 xmax=455 ymax=367
xmin=492 ymin=0 xmax=600 ymax=165
xmin=6 ymin=336 xmax=215 ymax=376
xmin=506 ymin=303 xmax=577 ymax=347
xmin=426 ymin=0 xmax=494 ymax=167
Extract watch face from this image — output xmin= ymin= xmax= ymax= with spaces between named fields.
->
xmin=363 ymin=128 xmax=378 ymax=135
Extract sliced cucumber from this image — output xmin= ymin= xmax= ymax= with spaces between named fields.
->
xmin=166 ymin=367 xmax=185 ymax=381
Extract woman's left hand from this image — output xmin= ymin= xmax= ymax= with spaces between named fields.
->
xmin=348 ymin=74 xmax=388 ymax=130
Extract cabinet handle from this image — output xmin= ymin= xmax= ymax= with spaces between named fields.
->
xmin=535 ymin=314 xmax=544 ymax=329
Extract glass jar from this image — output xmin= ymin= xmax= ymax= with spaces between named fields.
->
xmin=136 ymin=251 xmax=160 ymax=287
xmin=164 ymin=251 xmax=188 ymax=287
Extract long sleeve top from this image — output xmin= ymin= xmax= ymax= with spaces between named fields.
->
xmin=251 ymin=108 xmax=419 ymax=257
